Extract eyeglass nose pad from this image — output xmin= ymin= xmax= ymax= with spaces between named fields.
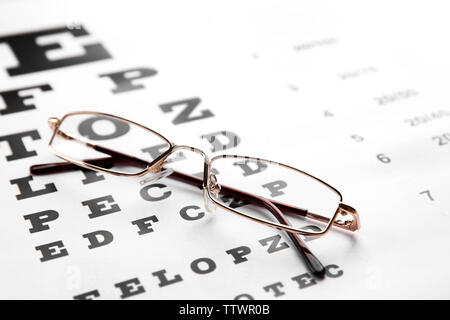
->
xmin=139 ymin=167 xmax=174 ymax=185
xmin=204 ymin=173 xmax=219 ymax=212
xmin=203 ymin=189 xmax=217 ymax=213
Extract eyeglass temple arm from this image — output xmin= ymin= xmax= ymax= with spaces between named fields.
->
xmin=30 ymin=158 xmax=358 ymax=231
xmin=30 ymin=159 xmax=311 ymax=220
xmin=244 ymin=192 xmax=326 ymax=278
xmin=33 ymin=129 xmax=359 ymax=231
xmin=156 ymin=171 xmax=359 ymax=232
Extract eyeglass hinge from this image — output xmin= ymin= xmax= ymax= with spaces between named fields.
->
xmin=335 ymin=203 xmax=361 ymax=232
xmin=48 ymin=117 xmax=60 ymax=129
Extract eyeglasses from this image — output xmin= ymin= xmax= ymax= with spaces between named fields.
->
xmin=30 ymin=111 xmax=360 ymax=278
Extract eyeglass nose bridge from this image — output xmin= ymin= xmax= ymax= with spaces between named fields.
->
xmin=203 ymin=173 xmax=220 ymax=212
xmin=167 ymin=144 xmax=218 ymax=213
xmin=208 ymin=174 xmax=221 ymax=195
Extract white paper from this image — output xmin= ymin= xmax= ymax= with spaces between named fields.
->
xmin=0 ymin=0 xmax=449 ymax=299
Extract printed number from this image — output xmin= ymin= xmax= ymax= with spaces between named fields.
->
xmin=404 ymin=110 xmax=450 ymax=127
xmin=374 ymin=89 xmax=418 ymax=105
xmin=351 ymin=134 xmax=364 ymax=142
xmin=419 ymin=190 xmax=434 ymax=201
xmin=377 ymin=154 xmax=391 ymax=163
xmin=432 ymin=133 xmax=450 ymax=146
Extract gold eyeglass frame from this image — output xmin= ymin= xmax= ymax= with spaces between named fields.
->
xmin=40 ymin=111 xmax=360 ymax=238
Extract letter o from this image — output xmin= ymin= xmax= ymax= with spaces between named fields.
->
xmin=234 ymin=294 xmax=254 ymax=300
xmin=190 ymin=257 xmax=216 ymax=274
xmin=78 ymin=116 xmax=130 ymax=140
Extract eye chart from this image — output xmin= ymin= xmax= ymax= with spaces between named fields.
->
xmin=0 ymin=0 xmax=449 ymax=299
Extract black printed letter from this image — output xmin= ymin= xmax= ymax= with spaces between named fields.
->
xmin=140 ymin=183 xmax=171 ymax=202
xmin=0 ymin=85 xmax=52 ymax=115
xmin=24 ymin=210 xmax=59 ymax=233
xmin=81 ymin=195 xmax=121 ymax=219
xmin=325 ymin=264 xmax=343 ymax=278
xmin=179 ymin=205 xmax=205 ymax=221
xmin=0 ymin=25 xmax=111 ymax=76
xmin=10 ymin=175 xmax=57 ymax=200
xmin=191 ymin=257 xmax=217 ymax=274
xmin=258 ymin=234 xmax=289 ymax=253
xmin=80 ymin=169 xmax=105 ymax=185
xmin=99 ymin=67 xmax=157 ymax=94
xmin=262 ymin=180 xmax=287 ymax=197
xmin=82 ymin=230 xmax=114 ymax=249
xmin=291 ymin=273 xmax=317 ymax=289
xmin=152 ymin=270 xmax=183 ymax=287
xmin=200 ymin=131 xmax=241 ymax=152
xmin=263 ymin=282 xmax=285 ymax=297
xmin=0 ymin=130 xmax=41 ymax=161
xmin=114 ymin=278 xmax=145 ymax=299
xmin=160 ymin=98 xmax=214 ymax=125
xmin=233 ymin=160 xmax=267 ymax=176
xmin=35 ymin=240 xmax=68 ymax=262
xmin=74 ymin=290 xmax=100 ymax=300
xmin=131 ymin=215 xmax=159 ymax=235
xmin=78 ymin=116 xmax=130 ymax=141
xmin=225 ymin=246 xmax=251 ymax=264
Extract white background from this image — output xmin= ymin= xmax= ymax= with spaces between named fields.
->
xmin=0 ymin=0 xmax=449 ymax=299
